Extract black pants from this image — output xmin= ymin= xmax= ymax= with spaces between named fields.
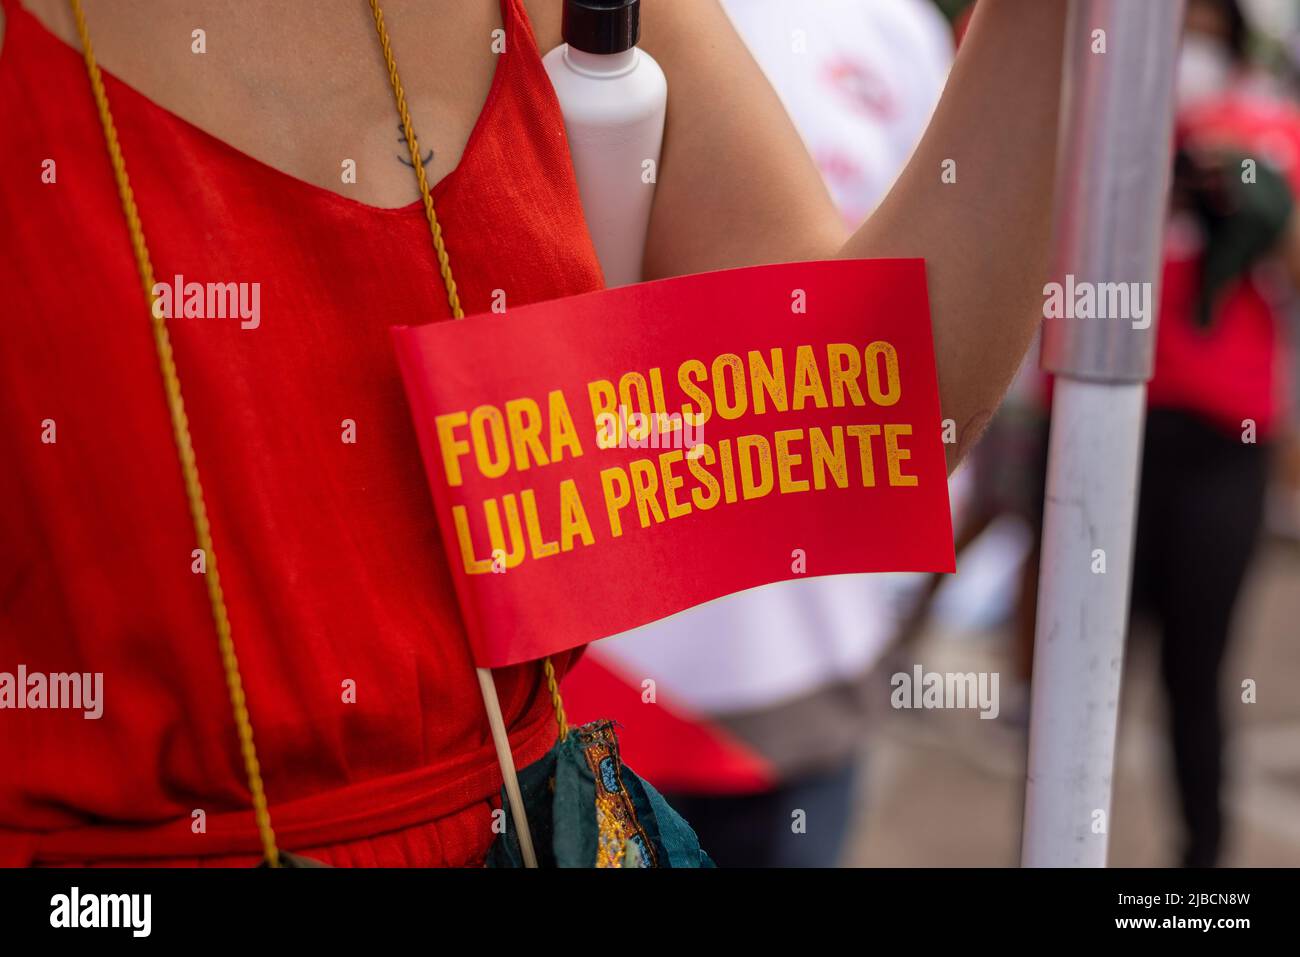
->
xmin=1132 ymin=409 xmax=1269 ymax=867
xmin=663 ymin=760 xmax=857 ymax=868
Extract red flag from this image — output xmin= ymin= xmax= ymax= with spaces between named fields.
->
xmin=392 ymin=259 xmax=953 ymax=667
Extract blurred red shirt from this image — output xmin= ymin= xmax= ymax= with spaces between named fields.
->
xmin=1149 ymin=88 xmax=1300 ymax=439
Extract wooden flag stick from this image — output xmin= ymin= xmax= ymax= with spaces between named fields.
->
xmin=476 ymin=667 xmax=539 ymax=868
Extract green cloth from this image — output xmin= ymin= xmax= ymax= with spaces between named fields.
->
xmin=487 ymin=720 xmax=714 ymax=868
xmin=1188 ymin=150 xmax=1295 ymax=329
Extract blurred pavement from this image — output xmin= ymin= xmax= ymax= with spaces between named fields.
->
xmin=845 ymin=540 xmax=1300 ymax=867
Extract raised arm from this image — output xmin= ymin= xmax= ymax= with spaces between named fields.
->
xmin=638 ymin=0 xmax=1068 ymax=469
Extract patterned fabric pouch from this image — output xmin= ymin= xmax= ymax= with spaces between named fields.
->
xmin=486 ymin=721 xmax=714 ymax=868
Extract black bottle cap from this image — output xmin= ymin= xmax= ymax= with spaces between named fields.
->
xmin=562 ymin=0 xmax=640 ymax=55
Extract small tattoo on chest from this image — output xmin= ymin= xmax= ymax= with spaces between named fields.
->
xmin=396 ymin=121 xmax=435 ymax=169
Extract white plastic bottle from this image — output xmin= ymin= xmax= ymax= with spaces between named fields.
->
xmin=543 ymin=0 xmax=667 ymax=288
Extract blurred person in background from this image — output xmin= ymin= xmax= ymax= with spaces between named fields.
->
xmin=1134 ymin=0 xmax=1300 ymax=867
xmin=563 ymin=0 xmax=955 ymax=868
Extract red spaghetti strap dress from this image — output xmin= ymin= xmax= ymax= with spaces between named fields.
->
xmin=0 ymin=0 xmax=603 ymax=866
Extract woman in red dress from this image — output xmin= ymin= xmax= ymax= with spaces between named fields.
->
xmin=0 ymin=0 xmax=1066 ymax=866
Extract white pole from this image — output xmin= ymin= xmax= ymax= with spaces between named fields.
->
xmin=1021 ymin=0 xmax=1186 ymax=867
xmin=476 ymin=668 xmax=539 ymax=868
xmin=1022 ymin=381 xmax=1145 ymax=866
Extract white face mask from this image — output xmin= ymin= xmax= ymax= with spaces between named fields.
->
xmin=1177 ymin=33 xmax=1234 ymax=107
